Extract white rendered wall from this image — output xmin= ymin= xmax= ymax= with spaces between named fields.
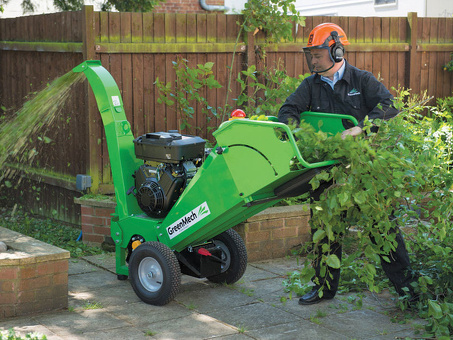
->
xmin=225 ymin=0 xmax=453 ymax=17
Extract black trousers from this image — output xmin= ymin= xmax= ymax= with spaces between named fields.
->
xmin=310 ymin=181 xmax=415 ymax=297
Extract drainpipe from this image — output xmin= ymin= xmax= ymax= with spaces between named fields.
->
xmin=199 ymin=0 xmax=228 ymax=12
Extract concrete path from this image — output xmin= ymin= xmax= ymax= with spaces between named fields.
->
xmin=1 ymin=254 xmax=425 ymax=339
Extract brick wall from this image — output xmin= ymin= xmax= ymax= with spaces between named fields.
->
xmin=154 ymin=0 xmax=225 ymax=13
xmin=80 ymin=204 xmax=116 ymax=245
xmin=75 ymin=198 xmax=311 ymax=261
xmin=233 ymin=205 xmax=311 ymax=262
xmin=0 ymin=228 xmax=70 ymax=318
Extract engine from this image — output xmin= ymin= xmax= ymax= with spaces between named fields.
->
xmin=132 ymin=131 xmax=206 ymax=218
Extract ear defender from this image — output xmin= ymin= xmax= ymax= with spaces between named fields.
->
xmin=330 ymin=31 xmax=345 ymax=63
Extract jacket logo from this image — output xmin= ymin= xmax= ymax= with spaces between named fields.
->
xmin=348 ymin=88 xmax=361 ymax=96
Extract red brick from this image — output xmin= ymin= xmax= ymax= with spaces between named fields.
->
xmin=286 ymin=237 xmax=303 ymax=249
xmin=246 ymin=230 xmax=270 ymax=243
xmin=93 ymin=225 xmax=110 ymax=236
xmin=247 ymin=252 xmax=262 ymax=262
xmin=37 ymin=262 xmax=53 ymax=276
xmin=82 ymin=224 xmax=94 ymax=234
xmin=19 ymin=276 xmax=51 ymax=291
xmin=83 ymin=234 xmax=104 ymax=244
xmin=0 ymin=305 xmax=16 ymax=318
xmin=246 ymin=221 xmax=260 ymax=232
xmin=18 ymin=290 xmax=36 ymax=303
xmin=271 ymin=227 xmax=298 ymax=240
xmin=52 ymin=273 xmax=68 ymax=286
xmin=297 ymin=225 xmax=311 ymax=237
xmin=35 ymin=286 xmax=54 ymax=301
xmin=53 ymin=260 xmax=69 ymax=274
xmin=260 ymin=219 xmax=284 ymax=230
xmin=20 ymin=265 xmax=37 ymax=279
xmin=285 ymin=216 xmax=306 ymax=227
xmin=0 ymin=267 xmax=19 ymax=280
xmin=94 ymin=207 xmax=115 ymax=218
xmin=50 ymin=284 xmax=68 ymax=298
xmin=81 ymin=206 xmax=95 ymax=216
xmin=269 ymin=239 xmax=285 ymax=251
xmin=0 ymin=292 xmax=17 ymax=304
xmin=0 ymin=280 xmax=16 ymax=292
xmin=81 ymin=215 xmax=104 ymax=226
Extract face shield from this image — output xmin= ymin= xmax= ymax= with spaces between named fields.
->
xmin=303 ymin=46 xmax=336 ymax=74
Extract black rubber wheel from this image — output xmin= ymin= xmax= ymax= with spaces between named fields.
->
xmin=129 ymin=241 xmax=181 ymax=306
xmin=206 ymin=229 xmax=247 ymax=284
xmin=117 ymin=274 xmax=128 ymax=281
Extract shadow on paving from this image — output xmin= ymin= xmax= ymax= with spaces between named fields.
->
xmin=0 ymin=254 xmax=425 ymax=340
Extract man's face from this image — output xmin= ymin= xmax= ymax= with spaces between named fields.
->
xmin=309 ymin=48 xmax=334 ymax=75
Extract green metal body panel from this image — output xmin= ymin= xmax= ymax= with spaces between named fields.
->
xmin=300 ymin=111 xmax=359 ymax=135
xmin=73 ymin=60 xmax=357 ymax=277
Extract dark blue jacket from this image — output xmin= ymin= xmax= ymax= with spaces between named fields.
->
xmin=278 ymin=60 xmax=399 ymax=129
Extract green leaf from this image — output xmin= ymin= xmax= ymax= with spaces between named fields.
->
xmin=364 ymin=263 xmax=376 ymax=276
xmin=428 ymin=300 xmax=443 ymax=319
xmin=326 ymin=254 xmax=341 ymax=269
xmin=353 ymin=191 xmax=367 ymax=205
xmin=312 ymin=229 xmax=326 ymax=243
xmin=204 ymin=61 xmax=214 ymax=70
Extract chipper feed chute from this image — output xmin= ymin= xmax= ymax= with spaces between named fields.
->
xmin=73 ymin=60 xmax=357 ymax=305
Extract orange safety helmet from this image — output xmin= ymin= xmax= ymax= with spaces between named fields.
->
xmin=303 ymin=23 xmax=350 ymax=73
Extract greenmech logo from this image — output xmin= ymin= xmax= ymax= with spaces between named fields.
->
xmin=167 ymin=202 xmax=211 ymax=239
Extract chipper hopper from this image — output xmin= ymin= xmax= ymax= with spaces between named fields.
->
xmin=73 ymin=60 xmax=358 ymax=305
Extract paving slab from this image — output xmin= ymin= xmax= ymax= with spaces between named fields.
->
xmin=175 ymin=284 xmax=257 ymax=313
xmin=68 ymin=269 xmax=120 ymax=292
xmin=33 ymin=309 xmax=130 ymax=338
xmin=105 ymin=300 xmax=193 ymax=327
xmin=232 ymin=276 xmax=289 ymax=303
xmin=250 ymin=257 xmax=302 ymax=276
xmin=78 ymin=326 xmax=150 ymax=340
xmin=245 ymin=320 xmax=349 ymax=340
xmin=81 ymin=252 xmax=116 ymax=273
xmin=1 ymin=254 xmax=426 ymax=340
xmin=319 ymin=308 xmax=414 ymax=339
xmin=68 ymin=258 xmax=101 ymax=275
xmin=135 ymin=313 xmax=238 ymax=340
xmin=207 ymin=301 xmax=300 ymax=332
xmin=240 ymin=262 xmax=284 ymax=282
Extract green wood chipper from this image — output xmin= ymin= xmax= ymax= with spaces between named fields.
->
xmin=73 ymin=60 xmax=358 ymax=306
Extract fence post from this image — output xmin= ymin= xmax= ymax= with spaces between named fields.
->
xmin=82 ymin=5 xmax=101 ymax=193
xmin=246 ymin=31 xmax=256 ymax=108
xmin=408 ymin=12 xmax=418 ymax=93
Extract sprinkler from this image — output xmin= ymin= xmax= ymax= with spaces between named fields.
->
xmin=73 ymin=60 xmax=358 ymax=305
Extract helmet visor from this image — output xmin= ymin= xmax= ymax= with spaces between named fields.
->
xmin=303 ymin=46 xmax=335 ymax=74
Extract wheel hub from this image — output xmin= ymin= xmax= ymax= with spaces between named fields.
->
xmin=138 ymin=257 xmax=163 ymax=292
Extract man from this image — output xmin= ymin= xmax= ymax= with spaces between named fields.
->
xmin=278 ymin=23 xmax=416 ymax=305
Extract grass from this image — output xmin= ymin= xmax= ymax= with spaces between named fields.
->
xmin=0 ymin=329 xmax=47 ymax=340
xmin=237 ymin=325 xmax=246 ymax=334
xmin=82 ymin=301 xmax=104 ymax=310
xmin=0 ymin=206 xmax=105 ymax=258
